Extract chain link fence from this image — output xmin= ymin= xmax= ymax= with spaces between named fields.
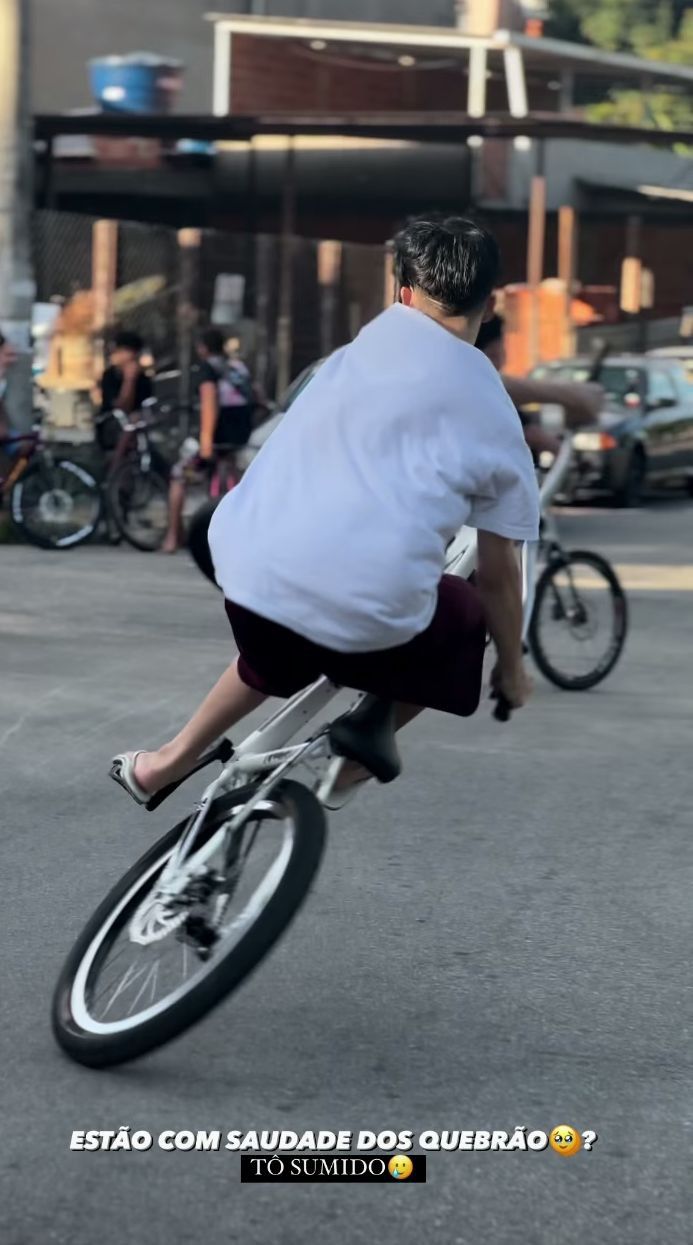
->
xmin=33 ymin=211 xmax=387 ymax=399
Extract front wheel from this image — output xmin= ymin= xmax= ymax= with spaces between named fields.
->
xmin=52 ymin=780 xmax=327 ymax=1067
xmin=10 ymin=459 xmax=102 ymax=549
xmin=107 ymin=461 xmax=169 ymax=552
xmin=528 ymin=550 xmax=628 ymax=691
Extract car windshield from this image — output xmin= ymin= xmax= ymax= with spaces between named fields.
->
xmin=532 ymin=363 xmax=644 ymax=407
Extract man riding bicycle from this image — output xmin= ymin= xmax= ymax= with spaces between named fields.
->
xmin=113 ymin=215 xmax=540 ymax=807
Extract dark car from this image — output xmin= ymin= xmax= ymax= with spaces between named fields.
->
xmin=530 ymin=356 xmax=693 ymax=506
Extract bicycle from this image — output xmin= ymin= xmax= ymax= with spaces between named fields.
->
xmin=101 ymin=401 xmax=171 ymax=552
xmin=52 ymin=528 xmax=514 ymax=1068
xmin=524 ymin=438 xmax=628 ymax=691
xmin=1 ymin=427 xmax=102 ymax=550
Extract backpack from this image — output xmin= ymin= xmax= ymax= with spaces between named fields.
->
xmin=215 ymin=359 xmax=254 ymax=408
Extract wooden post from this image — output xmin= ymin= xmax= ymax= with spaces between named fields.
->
xmin=527 ymin=176 xmax=546 ymax=289
xmin=91 ymin=220 xmax=118 ymax=375
xmin=527 ymin=172 xmax=546 ymax=368
xmin=558 ymin=205 xmax=577 ymax=357
xmin=177 ymin=228 xmax=201 ymax=438
xmin=348 ymin=301 xmax=362 ymax=341
xmin=317 ymin=240 xmax=342 ymax=359
xmin=275 ymin=138 xmax=296 ymax=399
xmin=623 ymin=214 xmax=643 ymax=352
xmin=383 ymin=240 xmax=395 ymax=309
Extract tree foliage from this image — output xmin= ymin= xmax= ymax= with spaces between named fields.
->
xmin=547 ymin=0 xmax=687 ymax=52
xmin=546 ymin=1 xmax=693 ymax=137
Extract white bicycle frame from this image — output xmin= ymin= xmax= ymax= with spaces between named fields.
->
xmin=157 ymin=439 xmax=576 ymax=895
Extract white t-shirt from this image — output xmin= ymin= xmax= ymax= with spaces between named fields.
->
xmin=209 ymin=304 xmax=539 ymax=653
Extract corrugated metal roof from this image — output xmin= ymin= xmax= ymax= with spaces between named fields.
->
xmin=205 ymin=13 xmax=693 ymax=85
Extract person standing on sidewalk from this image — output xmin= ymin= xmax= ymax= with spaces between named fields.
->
xmin=162 ymin=329 xmax=256 ymax=554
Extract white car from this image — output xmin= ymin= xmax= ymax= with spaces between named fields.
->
xmin=236 ymin=361 xmax=323 ymax=472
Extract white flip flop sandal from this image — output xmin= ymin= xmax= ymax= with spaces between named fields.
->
xmin=110 ymin=751 xmax=151 ymax=806
xmin=322 ymin=776 xmax=372 ymax=813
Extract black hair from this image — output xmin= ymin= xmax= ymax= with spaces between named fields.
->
xmin=392 ymin=215 xmax=500 ymax=317
xmin=475 ymin=314 xmax=505 ymax=352
xmin=0 ymin=333 xmax=5 ymax=348
xmin=199 ymin=328 xmax=226 ymax=356
xmin=113 ymin=330 xmax=144 ymax=354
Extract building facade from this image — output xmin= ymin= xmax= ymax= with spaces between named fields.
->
xmin=30 ymin=0 xmax=458 ymax=113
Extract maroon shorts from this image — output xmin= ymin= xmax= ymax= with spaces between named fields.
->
xmin=225 ymin=574 xmax=486 ymax=718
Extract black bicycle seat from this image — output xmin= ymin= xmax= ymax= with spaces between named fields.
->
xmin=328 ymin=695 xmax=401 ymax=784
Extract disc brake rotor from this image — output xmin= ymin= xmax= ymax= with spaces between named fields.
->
xmin=129 ymin=896 xmax=187 ymax=946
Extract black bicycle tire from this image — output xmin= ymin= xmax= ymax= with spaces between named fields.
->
xmin=52 ymin=780 xmax=327 ymax=1067
xmin=106 ymin=461 xmax=170 ymax=552
xmin=528 ymin=549 xmax=628 ymax=691
xmin=10 ymin=459 xmax=102 ymax=550
xmin=187 ymin=498 xmax=221 ymax=587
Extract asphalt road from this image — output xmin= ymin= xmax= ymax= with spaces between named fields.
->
xmin=1 ymin=500 xmax=691 ymax=1244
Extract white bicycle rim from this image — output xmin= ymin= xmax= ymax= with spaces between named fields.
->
xmin=69 ymin=798 xmax=295 ymax=1036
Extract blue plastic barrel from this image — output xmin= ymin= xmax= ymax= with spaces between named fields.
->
xmin=89 ymin=54 xmax=183 ymax=114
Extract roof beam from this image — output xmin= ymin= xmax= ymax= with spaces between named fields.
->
xmin=34 ymin=111 xmax=693 ymax=149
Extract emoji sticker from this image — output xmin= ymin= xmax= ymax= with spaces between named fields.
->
xmin=388 ymin=1155 xmax=414 ymax=1180
xmin=549 ymin=1126 xmax=582 ymax=1157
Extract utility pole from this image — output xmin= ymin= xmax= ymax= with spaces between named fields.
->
xmin=0 ymin=0 xmax=34 ymax=431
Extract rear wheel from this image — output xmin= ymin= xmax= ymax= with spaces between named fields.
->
xmin=528 ymin=550 xmax=628 ymax=691
xmin=10 ymin=459 xmax=102 ymax=549
xmin=107 ymin=461 xmax=169 ymax=552
xmin=52 ymin=780 xmax=326 ymax=1067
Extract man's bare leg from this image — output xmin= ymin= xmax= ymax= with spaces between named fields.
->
xmin=133 ymin=660 xmax=267 ymax=795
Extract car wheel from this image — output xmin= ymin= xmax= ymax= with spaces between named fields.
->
xmin=614 ymin=448 xmax=646 ymax=508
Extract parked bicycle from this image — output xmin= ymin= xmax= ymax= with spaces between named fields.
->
xmin=2 ymin=400 xmax=174 ymax=552
xmin=2 ymin=428 xmax=102 ymax=550
xmin=98 ymin=400 xmax=171 ymax=552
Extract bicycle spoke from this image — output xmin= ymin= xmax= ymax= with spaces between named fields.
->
xmin=70 ymin=796 xmax=300 ymax=1033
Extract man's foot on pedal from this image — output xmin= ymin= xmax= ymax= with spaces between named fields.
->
xmin=110 ymin=748 xmax=191 ymax=806
xmin=322 ymin=762 xmax=371 ymax=812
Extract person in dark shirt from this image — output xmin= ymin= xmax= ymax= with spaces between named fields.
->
xmin=196 ymin=329 xmax=254 ymax=457
xmin=99 ymin=331 xmax=153 ymax=416
xmin=162 ymin=328 xmax=255 ymax=554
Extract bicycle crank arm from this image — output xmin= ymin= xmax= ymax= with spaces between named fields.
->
xmin=145 ymin=738 xmax=234 ymax=812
